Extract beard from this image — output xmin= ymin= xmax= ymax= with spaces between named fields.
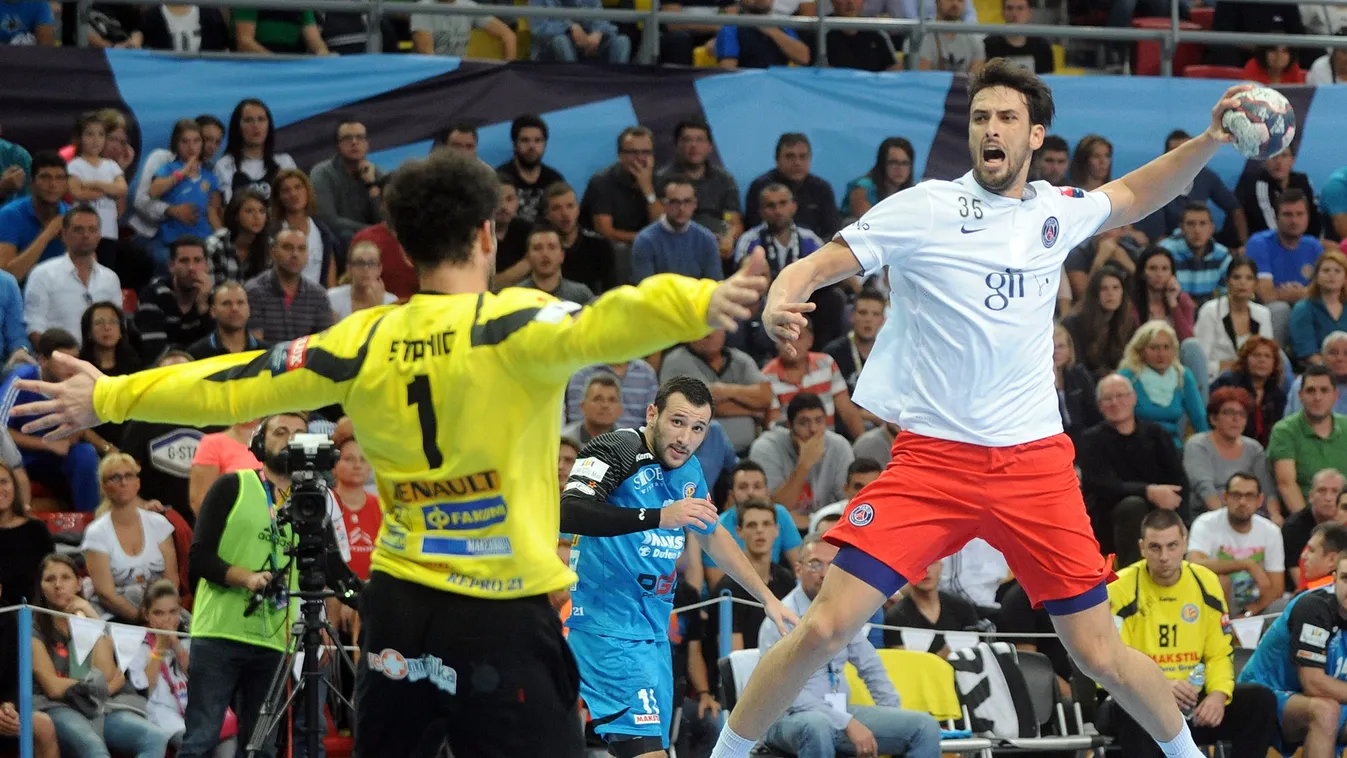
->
xmin=264 ymin=448 xmax=290 ymax=475
xmin=972 ymin=145 xmax=1031 ymax=195
xmin=515 ymin=151 xmax=541 ymax=169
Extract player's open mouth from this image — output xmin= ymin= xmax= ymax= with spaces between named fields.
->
xmin=982 ymin=146 xmax=1006 ymax=166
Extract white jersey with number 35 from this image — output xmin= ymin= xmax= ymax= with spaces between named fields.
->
xmin=840 ymin=172 xmax=1112 ymax=447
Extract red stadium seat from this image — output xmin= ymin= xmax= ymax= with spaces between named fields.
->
xmin=121 ymin=288 xmax=138 ymax=314
xmin=1131 ymin=18 xmax=1202 ymax=76
xmin=1183 ymin=64 xmax=1247 ymax=79
xmin=1190 ymin=6 xmax=1214 ymax=29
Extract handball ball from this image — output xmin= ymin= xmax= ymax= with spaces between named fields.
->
xmin=1221 ymin=86 xmax=1296 ymax=160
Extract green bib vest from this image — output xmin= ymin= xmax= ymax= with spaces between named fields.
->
xmin=190 ymin=471 xmax=296 ymax=651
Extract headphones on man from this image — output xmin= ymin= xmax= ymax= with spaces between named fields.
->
xmin=249 ymin=416 xmax=272 ymax=463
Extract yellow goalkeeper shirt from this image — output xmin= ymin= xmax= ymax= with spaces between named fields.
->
xmin=93 ymin=276 xmax=719 ymax=598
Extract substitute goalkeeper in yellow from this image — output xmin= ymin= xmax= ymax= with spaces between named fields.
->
xmin=13 ymin=152 xmax=771 ymax=758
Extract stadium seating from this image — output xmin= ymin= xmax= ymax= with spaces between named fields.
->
xmin=1131 ymin=18 xmax=1203 ymax=76
xmin=1183 ymin=64 xmax=1246 ymax=79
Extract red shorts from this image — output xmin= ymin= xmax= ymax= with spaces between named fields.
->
xmin=826 ymin=431 xmax=1110 ymax=614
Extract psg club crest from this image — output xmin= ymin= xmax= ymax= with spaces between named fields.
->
xmin=1058 ymin=187 xmax=1085 ymax=198
xmin=849 ymin=503 xmax=875 ymax=527
xmin=1041 ymin=216 xmax=1060 ymax=248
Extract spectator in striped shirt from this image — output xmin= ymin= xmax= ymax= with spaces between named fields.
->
xmin=564 ymin=360 xmax=659 ymax=429
xmin=1158 ymin=202 xmax=1232 ymax=306
xmin=560 ymin=374 xmax=622 ymax=445
xmin=733 ymin=183 xmax=825 ymax=281
xmin=242 ymin=227 xmax=333 ymax=343
xmin=761 ymin=315 xmax=866 ymax=440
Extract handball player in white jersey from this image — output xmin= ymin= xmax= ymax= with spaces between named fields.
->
xmin=710 ymin=60 xmax=1252 ymax=758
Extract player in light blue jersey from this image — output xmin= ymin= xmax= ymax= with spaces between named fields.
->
xmin=560 ymin=376 xmax=797 ymax=757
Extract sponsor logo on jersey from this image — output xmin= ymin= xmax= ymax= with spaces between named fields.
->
xmin=421 ymin=536 xmax=513 ymax=557
xmin=631 ymin=465 xmax=663 ymax=493
xmin=1302 ymin=624 xmax=1331 ymax=648
xmin=683 ymin=482 xmax=697 ymax=499
xmin=563 ymin=481 xmax=595 ymax=496
xmin=285 ymin=336 xmax=310 ymax=371
xmin=637 ymin=570 xmax=679 ymax=597
xmin=1220 ymin=613 xmax=1232 ymax=636
xmin=633 ymin=714 xmax=661 ymax=725
xmin=640 ymin=531 xmax=685 ymax=560
xmin=1181 ymin=603 xmax=1199 ymax=624
xmin=1297 ymin=649 xmax=1327 ymax=665
xmin=367 ymin=649 xmax=457 ymax=694
xmin=636 ymin=453 xmax=654 ymax=462
xmin=1041 ymin=216 xmax=1060 ymax=248
xmin=421 ymin=497 xmax=508 ymax=531
xmin=392 ymin=471 xmax=500 ymax=504
xmin=1058 ymin=187 xmax=1085 ymax=198
xmin=444 ymin=573 xmax=523 ymax=593
xmin=571 ymin=457 xmax=610 ymax=483
xmin=849 ymin=503 xmax=875 ymax=527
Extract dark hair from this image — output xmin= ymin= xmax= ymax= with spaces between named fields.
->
xmin=33 ymin=553 xmax=81 ymax=643
xmin=1314 ymin=523 xmax=1347 ymax=555
xmin=617 ymin=125 xmax=653 ymax=153
xmin=1181 ymin=201 xmax=1212 ymax=220
xmin=31 ymin=151 xmax=67 ymax=175
xmin=224 ymin=99 xmax=279 ymax=181
xmin=732 ymin=460 xmax=766 ymax=483
xmin=1303 ymin=362 xmax=1336 ymax=389
xmin=1207 ymin=386 xmax=1253 ymax=426
xmin=495 ymin=170 xmax=518 ymax=190
xmin=856 ymin=288 xmax=886 ymax=308
xmin=868 ymin=137 xmax=916 ymax=200
xmin=1133 ymin=246 xmax=1178 ymax=320
xmin=223 ymin=188 xmax=272 ymax=279
xmin=333 ymin=117 xmax=364 ymax=144
xmin=968 ymin=59 xmax=1056 ymax=128
xmin=847 ymin=457 xmax=884 ymax=478
xmin=1227 ymin=254 xmax=1258 ymax=281
xmin=527 ymin=222 xmax=560 ymax=247
xmin=1276 ymin=187 xmax=1309 ymax=212
xmin=439 ymin=123 xmax=479 ymax=148
xmin=195 ymin=113 xmax=225 ymax=134
xmin=583 ymin=373 xmax=621 ymax=397
xmin=209 ymin=278 xmax=246 ymax=307
xmin=786 ymin=392 xmax=826 ymax=425
xmin=1069 ymin=134 xmax=1112 ymax=186
xmin=736 ymin=500 xmax=777 ymax=528
xmin=1165 ymin=129 xmax=1191 ymax=148
xmin=559 ymin=435 xmax=581 ymax=453
xmin=63 ymin=203 xmax=100 ymax=230
xmin=1039 ymin=135 xmax=1069 ymax=155
xmin=654 ymin=376 xmax=715 ymax=415
xmin=1225 ymin=471 xmax=1262 ymax=493
xmin=775 ymin=133 xmax=810 ymax=158
xmin=78 ymin=302 xmax=140 ymax=373
xmin=674 ymin=117 xmax=713 ymax=144
xmin=545 ymin=182 xmax=576 ymax=204
xmin=140 ymin=578 xmax=180 ymax=618
xmin=1075 ymin=268 xmax=1137 ymax=373
xmin=384 ymin=151 xmax=500 ymax=272
xmin=37 ymin=328 xmax=78 ymax=358
xmin=1140 ymin=508 xmax=1185 ymax=538
xmin=169 ymin=235 xmax=206 ymax=262
xmin=660 ymin=173 xmax=694 ymax=197
xmin=759 ymin=182 xmax=793 ymax=202
xmin=72 ymin=111 xmax=104 ymax=154
xmin=510 ymin=115 xmax=548 ymax=144
xmin=168 ymin=118 xmax=202 ymax=159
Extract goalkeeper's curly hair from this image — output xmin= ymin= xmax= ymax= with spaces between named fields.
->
xmin=384 ymin=151 xmax=501 ymax=271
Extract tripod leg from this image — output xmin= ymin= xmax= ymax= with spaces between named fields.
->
xmin=245 ymin=642 xmax=299 ymax=758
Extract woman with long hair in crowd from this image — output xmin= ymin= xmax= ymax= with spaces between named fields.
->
xmin=0 ymin=460 xmax=49 ymax=609
xmin=81 ymin=454 xmax=178 ymax=622
xmin=1193 ymin=255 xmax=1274 ymax=379
xmin=1053 ymin=322 xmax=1101 ymax=443
xmin=214 ymin=98 xmax=296 ymax=203
xmin=129 ymin=579 xmax=238 ymax=756
xmin=1068 ymin=134 xmax=1112 ymax=191
xmin=843 ymin=137 xmax=915 ymax=221
xmin=1243 ymin=45 xmax=1307 ymax=84
xmin=1131 ymin=245 xmax=1209 ymax=397
xmin=1063 ymin=268 xmax=1138 ymax=378
xmin=77 ymin=301 xmax=142 ymax=447
xmin=1290 ymin=249 xmax=1347 ymax=366
xmin=1182 ymin=387 xmax=1281 ymax=522
xmin=206 ymin=188 xmax=270 ymax=282
xmin=30 ymin=553 xmax=173 ymax=758
xmin=328 ymin=240 xmax=396 ymax=321
xmin=271 ymin=168 xmax=341 ymax=286
xmin=1210 ymin=335 xmax=1286 ymax=447
xmin=1118 ymin=319 xmax=1208 ymax=447
xmin=146 ymin=118 xmax=222 ymax=274
xmin=65 ymin=111 xmax=128 ymax=267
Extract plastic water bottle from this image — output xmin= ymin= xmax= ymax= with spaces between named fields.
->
xmin=1181 ymin=663 xmax=1206 ymax=719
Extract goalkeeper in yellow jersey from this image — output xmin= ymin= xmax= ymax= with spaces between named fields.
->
xmin=12 ymin=151 xmax=770 ymax=758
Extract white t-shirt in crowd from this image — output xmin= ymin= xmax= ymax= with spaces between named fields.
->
xmin=1307 ymin=54 xmax=1343 ymax=86
xmin=839 ymin=174 xmax=1112 ymax=447
xmin=1188 ymin=508 xmax=1284 ymax=612
xmin=80 ymin=509 xmax=177 ymax=619
xmin=129 ymin=636 xmax=191 ymax=738
xmin=214 ymin=152 xmax=298 ymax=203
xmin=160 ymin=6 xmax=202 ymax=52
xmin=327 ymin=284 xmax=397 ymax=321
xmin=66 ymin=156 xmax=124 ymax=239
xmin=939 ymin=538 xmax=1009 ymax=608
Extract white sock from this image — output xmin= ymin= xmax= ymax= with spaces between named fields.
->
xmin=709 ymin=725 xmax=757 ymax=758
xmin=1157 ymin=721 xmax=1203 ymax=758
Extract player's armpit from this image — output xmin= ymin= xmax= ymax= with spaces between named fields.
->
xmin=94 ymin=309 xmax=383 ymax=426
xmin=499 ymin=274 xmax=719 ymax=385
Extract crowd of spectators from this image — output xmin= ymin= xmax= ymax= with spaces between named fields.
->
xmin=5 ymin=80 xmax=1347 ymax=756
xmin=3 ymin=0 xmax=1347 ymax=74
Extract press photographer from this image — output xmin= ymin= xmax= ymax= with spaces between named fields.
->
xmin=181 ymin=413 xmax=356 ymax=758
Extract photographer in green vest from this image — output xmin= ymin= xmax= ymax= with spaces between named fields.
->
xmin=181 ymin=412 xmax=356 ymax=758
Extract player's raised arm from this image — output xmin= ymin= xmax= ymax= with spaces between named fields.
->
xmin=763 ymin=241 xmax=865 ymax=357
xmin=12 ymin=309 xmax=380 ymax=439
xmin=1096 ymin=84 xmax=1251 ymax=231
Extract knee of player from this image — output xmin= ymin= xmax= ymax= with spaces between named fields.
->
xmin=797 ymin=610 xmax=847 ymax=650
xmin=1308 ymin=696 xmax=1343 ymax=735
xmin=1067 ymin=639 xmax=1125 ymax=687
